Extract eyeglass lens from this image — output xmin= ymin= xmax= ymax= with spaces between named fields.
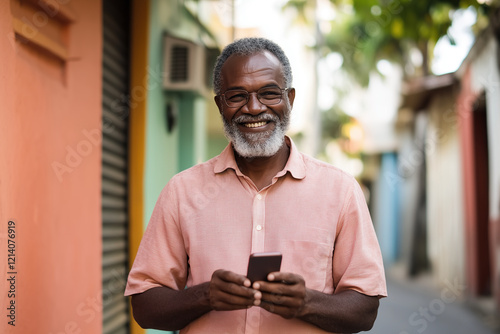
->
xmin=223 ymin=87 xmax=285 ymax=107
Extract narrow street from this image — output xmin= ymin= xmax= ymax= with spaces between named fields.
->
xmin=369 ymin=267 xmax=500 ymax=334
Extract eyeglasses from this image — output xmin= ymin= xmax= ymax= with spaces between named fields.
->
xmin=219 ymin=87 xmax=289 ymax=108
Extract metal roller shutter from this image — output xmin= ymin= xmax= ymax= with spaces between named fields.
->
xmin=102 ymin=0 xmax=130 ymax=333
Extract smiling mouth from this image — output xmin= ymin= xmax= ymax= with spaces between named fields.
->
xmin=243 ymin=121 xmax=268 ymax=128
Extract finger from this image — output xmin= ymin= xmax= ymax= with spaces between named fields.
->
xmin=267 ymin=272 xmax=303 ymax=284
xmin=255 ymin=281 xmax=299 ymax=297
xmin=213 ymin=289 xmax=256 ymax=307
xmin=256 ymin=282 xmax=307 ymax=308
xmin=210 ymin=284 xmax=258 ymax=310
xmin=259 ymin=291 xmax=302 ymax=307
xmin=258 ymin=300 xmax=297 ymax=319
xmin=215 ymin=269 xmax=251 ymax=287
xmin=213 ymin=279 xmax=256 ymax=299
xmin=213 ymin=270 xmax=255 ymax=297
xmin=210 ymin=270 xmax=262 ymax=311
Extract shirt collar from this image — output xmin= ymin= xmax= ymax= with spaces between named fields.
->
xmin=213 ymin=135 xmax=306 ymax=180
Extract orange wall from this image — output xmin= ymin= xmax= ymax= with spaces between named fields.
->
xmin=0 ymin=1 xmax=103 ymax=333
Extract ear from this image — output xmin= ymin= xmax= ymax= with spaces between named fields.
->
xmin=287 ymin=88 xmax=296 ymax=109
xmin=214 ymin=95 xmax=224 ymax=114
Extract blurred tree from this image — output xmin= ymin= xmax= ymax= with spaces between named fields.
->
xmin=326 ymin=0 xmax=492 ymax=85
xmin=284 ymin=0 xmax=494 ymax=158
xmin=286 ymin=0 xmax=493 ymax=86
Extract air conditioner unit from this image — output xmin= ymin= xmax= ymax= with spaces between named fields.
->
xmin=162 ymin=35 xmax=206 ymax=92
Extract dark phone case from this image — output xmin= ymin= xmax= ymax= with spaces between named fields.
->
xmin=246 ymin=252 xmax=282 ymax=282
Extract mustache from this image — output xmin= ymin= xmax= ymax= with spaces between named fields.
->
xmin=233 ymin=113 xmax=279 ymax=124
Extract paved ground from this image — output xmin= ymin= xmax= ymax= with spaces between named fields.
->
xmin=368 ymin=268 xmax=500 ymax=334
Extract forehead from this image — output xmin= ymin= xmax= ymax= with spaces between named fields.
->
xmin=220 ymin=51 xmax=285 ymax=90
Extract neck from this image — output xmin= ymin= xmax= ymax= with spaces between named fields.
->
xmin=234 ymin=140 xmax=290 ymax=191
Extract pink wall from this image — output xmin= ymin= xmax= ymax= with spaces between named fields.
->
xmin=0 ymin=1 xmax=103 ymax=333
xmin=458 ymin=66 xmax=482 ymax=297
xmin=458 ymin=66 xmax=492 ymax=297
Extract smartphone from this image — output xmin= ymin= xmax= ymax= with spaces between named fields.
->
xmin=246 ymin=252 xmax=282 ymax=282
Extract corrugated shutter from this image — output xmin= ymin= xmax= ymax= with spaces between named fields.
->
xmin=102 ymin=0 xmax=130 ymax=333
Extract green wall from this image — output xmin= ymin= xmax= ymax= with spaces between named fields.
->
xmin=144 ymin=0 xmax=213 ymax=224
xmin=142 ymin=2 xmax=217 ymax=332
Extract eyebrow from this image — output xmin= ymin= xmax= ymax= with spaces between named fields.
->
xmin=225 ymin=83 xmax=281 ymax=91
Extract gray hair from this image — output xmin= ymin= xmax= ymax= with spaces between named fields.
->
xmin=212 ymin=37 xmax=293 ymax=94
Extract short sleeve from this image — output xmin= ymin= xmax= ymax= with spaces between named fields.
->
xmin=124 ymin=178 xmax=188 ymax=296
xmin=332 ymin=179 xmax=387 ymax=297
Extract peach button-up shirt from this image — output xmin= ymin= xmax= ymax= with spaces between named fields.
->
xmin=125 ymin=137 xmax=387 ymax=334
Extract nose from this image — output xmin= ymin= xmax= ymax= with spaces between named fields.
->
xmin=244 ymin=92 xmax=267 ymax=114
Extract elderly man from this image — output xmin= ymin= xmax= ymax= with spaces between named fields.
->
xmin=125 ymin=37 xmax=387 ymax=333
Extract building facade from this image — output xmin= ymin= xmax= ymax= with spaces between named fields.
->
xmin=0 ymin=1 xmax=224 ymax=333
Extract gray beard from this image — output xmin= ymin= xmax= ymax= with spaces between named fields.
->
xmin=222 ymin=111 xmax=290 ymax=159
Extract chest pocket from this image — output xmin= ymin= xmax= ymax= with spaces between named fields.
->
xmin=275 ymin=227 xmax=334 ymax=291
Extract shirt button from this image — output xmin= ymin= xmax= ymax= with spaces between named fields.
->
xmin=256 ymin=194 xmax=262 ymax=200
xmin=256 ymin=225 xmax=262 ymax=231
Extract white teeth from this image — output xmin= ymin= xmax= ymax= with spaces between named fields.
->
xmin=244 ymin=121 xmax=267 ymax=128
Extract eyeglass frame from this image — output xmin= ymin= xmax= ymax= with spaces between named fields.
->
xmin=217 ymin=86 xmax=291 ymax=108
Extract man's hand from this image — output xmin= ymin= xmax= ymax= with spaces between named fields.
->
xmin=252 ymin=272 xmax=308 ymax=319
xmin=252 ymin=271 xmax=380 ymax=332
xmin=209 ymin=269 xmax=262 ymax=311
xmin=131 ymin=269 xmax=262 ymax=331
xmin=132 ymin=270 xmax=379 ymax=333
